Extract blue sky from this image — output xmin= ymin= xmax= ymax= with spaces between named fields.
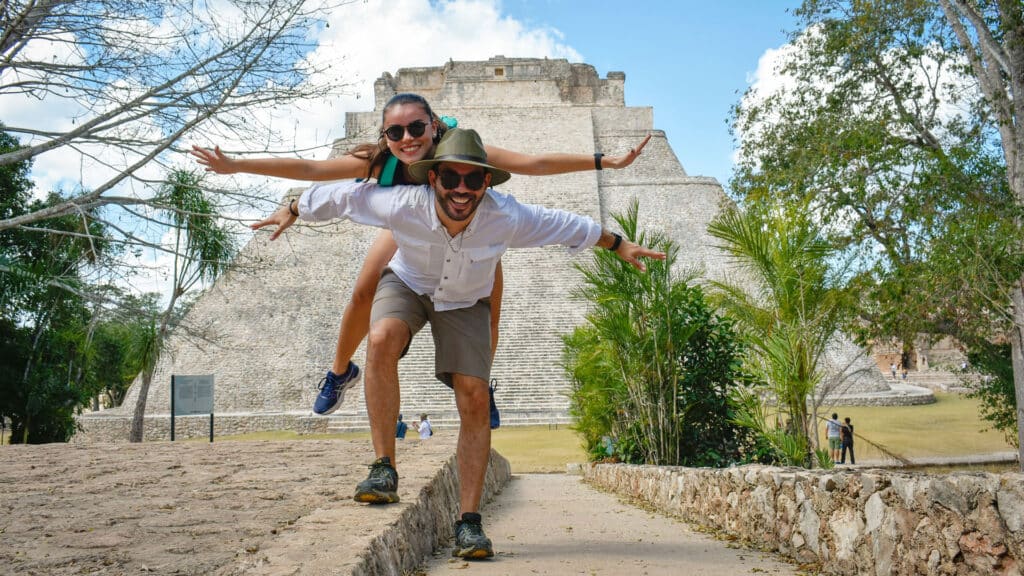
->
xmin=496 ymin=1 xmax=803 ymax=187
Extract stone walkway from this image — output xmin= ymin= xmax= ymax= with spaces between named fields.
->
xmin=419 ymin=474 xmax=798 ymax=576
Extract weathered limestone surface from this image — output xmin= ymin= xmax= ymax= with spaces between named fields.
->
xmin=0 ymin=437 xmax=511 ymax=576
xmin=77 ymin=56 xmax=904 ymax=442
xmin=585 ymin=463 xmax=1024 ymax=575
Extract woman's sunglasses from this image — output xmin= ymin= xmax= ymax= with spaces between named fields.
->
xmin=437 ymin=168 xmax=487 ymax=191
xmin=383 ymin=120 xmax=429 ymax=142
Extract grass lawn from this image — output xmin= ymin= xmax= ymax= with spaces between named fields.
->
xmin=819 ymin=392 xmax=1015 ymax=463
xmin=159 ymin=392 xmax=1015 ymax=472
xmin=490 ymin=424 xmax=587 ymax=473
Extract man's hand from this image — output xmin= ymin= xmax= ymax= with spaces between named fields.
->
xmin=603 ymin=134 xmax=653 ymax=170
xmin=614 ymin=240 xmax=666 ymax=272
xmin=250 ymin=202 xmax=297 ymax=241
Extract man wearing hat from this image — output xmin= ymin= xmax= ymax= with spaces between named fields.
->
xmin=252 ymin=128 xmax=664 ymax=559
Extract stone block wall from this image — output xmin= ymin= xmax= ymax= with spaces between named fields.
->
xmin=76 ymin=411 xmax=328 ymax=443
xmin=584 ymin=463 xmax=1024 ymax=575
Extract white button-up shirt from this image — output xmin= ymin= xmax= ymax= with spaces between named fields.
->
xmin=298 ymin=180 xmax=602 ymax=311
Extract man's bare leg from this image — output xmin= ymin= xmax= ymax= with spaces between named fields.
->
xmin=451 ymin=373 xmax=494 ymax=558
xmin=353 ymin=317 xmax=408 ymax=504
xmin=364 ymin=317 xmax=408 ymax=464
xmin=452 ymin=373 xmax=491 ymax=514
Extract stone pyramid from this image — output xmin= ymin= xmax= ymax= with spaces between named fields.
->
xmin=80 ymin=57 xmax=898 ymax=441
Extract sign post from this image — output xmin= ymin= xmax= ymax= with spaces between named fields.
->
xmin=170 ymin=375 xmax=215 ymax=442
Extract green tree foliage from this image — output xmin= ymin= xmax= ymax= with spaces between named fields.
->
xmin=731 ymin=0 xmax=1024 ymax=461
xmin=0 ymin=129 xmax=114 ymax=442
xmin=564 ymin=204 xmax=753 ymax=467
xmin=708 ymin=202 xmax=851 ymax=468
xmin=965 ymin=342 xmax=1018 ymax=447
xmin=85 ymin=293 xmax=163 ymax=409
xmin=732 ymin=0 xmax=1015 ymax=359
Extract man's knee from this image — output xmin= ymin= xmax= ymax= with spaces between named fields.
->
xmin=453 ymin=376 xmax=489 ymax=413
xmin=367 ymin=319 xmax=408 ymax=358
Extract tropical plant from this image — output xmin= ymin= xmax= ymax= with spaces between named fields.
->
xmin=708 ymin=201 xmax=851 ymax=467
xmin=565 ymin=203 xmax=753 ymax=467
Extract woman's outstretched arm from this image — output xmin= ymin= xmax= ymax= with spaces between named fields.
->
xmin=190 ymin=145 xmax=372 ymax=181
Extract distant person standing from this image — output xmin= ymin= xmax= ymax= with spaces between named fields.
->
xmin=840 ymin=417 xmax=855 ymax=464
xmin=826 ymin=413 xmax=842 ymax=464
xmin=418 ymin=413 xmax=433 ymax=439
xmin=889 ymin=362 xmax=897 ymax=379
xmin=396 ymin=414 xmax=408 ymax=439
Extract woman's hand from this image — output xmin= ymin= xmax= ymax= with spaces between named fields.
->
xmin=190 ymin=145 xmax=238 ymax=175
xmin=603 ymin=134 xmax=652 ymax=169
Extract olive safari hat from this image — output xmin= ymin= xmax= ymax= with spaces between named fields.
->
xmin=408 ymin=128 xmax=512 ymax=186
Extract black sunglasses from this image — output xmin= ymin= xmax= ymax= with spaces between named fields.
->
xmin=437 ymin=168 xmax=487 ymax=191
xmin=383 ymin=120 xmax=429 ymax=142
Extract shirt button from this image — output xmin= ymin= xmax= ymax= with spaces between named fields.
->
xmin=439 ymin=287 xmax=444 ymax=291
xmin=443 ymin=276 xmax=448 ymax=280
xmin=446 ymin=258 xmax=451 ymax=262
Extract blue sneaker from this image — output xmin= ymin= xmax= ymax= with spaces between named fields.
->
xmin=312 ymin=362 xmax=360 ymax=415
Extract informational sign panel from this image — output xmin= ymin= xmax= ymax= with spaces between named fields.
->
xmin=172 ymin=375 xmax=214 ymax=416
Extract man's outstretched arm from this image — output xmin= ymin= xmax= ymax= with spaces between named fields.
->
xmin=250 ymin=180 xmax=400 ymax=241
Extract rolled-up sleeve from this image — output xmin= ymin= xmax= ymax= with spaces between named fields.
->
xmin=297 ymin=180 xmax=393 ymax=228
xmin=507 ymin=200 xmax=602 ymax=253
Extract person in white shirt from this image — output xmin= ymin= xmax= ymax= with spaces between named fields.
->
xmin=418 ymin=413 xmax=432 ymax=439
xmin=252 ymin=128 xmax=664 ymax=559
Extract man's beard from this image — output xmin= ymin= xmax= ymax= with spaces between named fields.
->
xmin=434 ymin=187 xmax=483 ymax=222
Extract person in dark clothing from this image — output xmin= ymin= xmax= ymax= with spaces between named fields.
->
xmin=840 ymin=417 xmax=855 ymax=465
xmin=396 ymin=413 xmax=408 ymax=439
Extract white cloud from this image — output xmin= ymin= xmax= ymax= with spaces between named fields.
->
xmin=232 ymin=0 xmax=582 ymax=160
xmin=736 ymin=26 xmax=978 ymax=163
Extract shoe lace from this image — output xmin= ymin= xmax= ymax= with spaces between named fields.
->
xmin=368 ymin=459 xmax=394 ymax=481
xmin=458 ymin=520 xmax=485 ymax=540
xmin=317 ymin=374 xmax=337 ymax=394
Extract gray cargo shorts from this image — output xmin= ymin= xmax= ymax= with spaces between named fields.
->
xmin=370 ymin=268 xmax=491 ymax=387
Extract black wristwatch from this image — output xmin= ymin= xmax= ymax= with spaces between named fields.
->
xmin=607 ymin=232 xmax=623 ymax=252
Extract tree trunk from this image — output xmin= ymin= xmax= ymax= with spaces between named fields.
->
xmin=1011 ymin=281 xmax=1024 ymax=471
xmin=128 ymin=369 xmax=154 ymax=442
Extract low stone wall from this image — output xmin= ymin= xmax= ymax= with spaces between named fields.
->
xmin=74 ymin=411 xmax=328 ymax=442
xmin=351 ymin=450 xmax=511 ymax=576
xmin=584 ymin=463 xmax=1024 ymax=575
